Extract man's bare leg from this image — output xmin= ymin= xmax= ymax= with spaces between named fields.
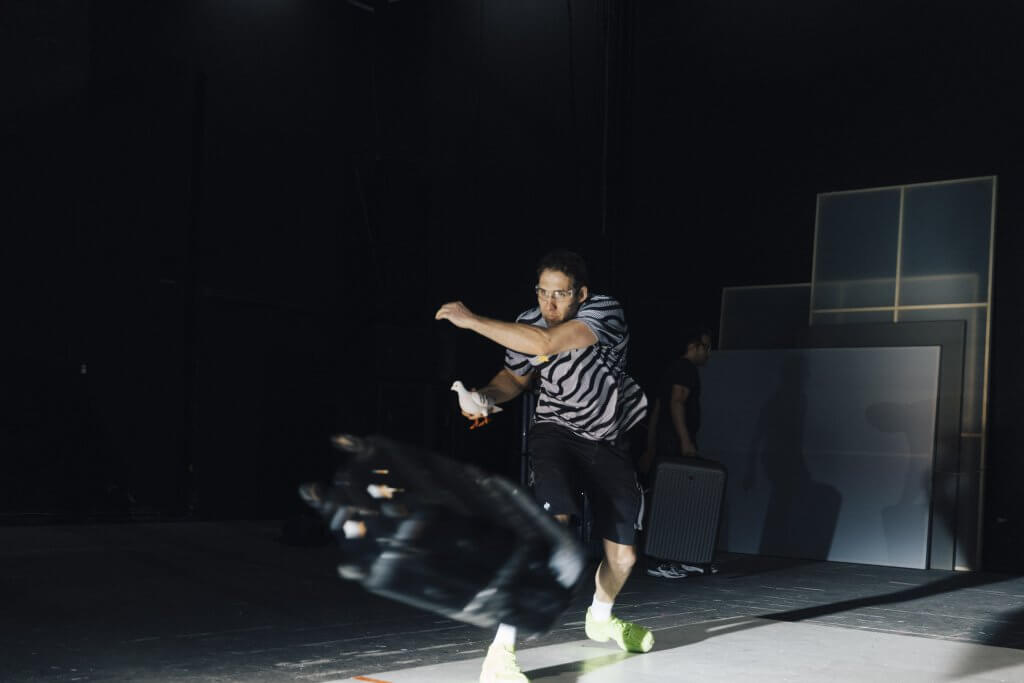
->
xmin=585 ymin=537 xmax=653 ymax=653
xmin=595 ymin=539 xmax=636 ymax=602
xmin=552 ymin=516 xmax=637 ymax=603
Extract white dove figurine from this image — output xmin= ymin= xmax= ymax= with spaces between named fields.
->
xmin=451 ymin=380 xmax=503 ymax=429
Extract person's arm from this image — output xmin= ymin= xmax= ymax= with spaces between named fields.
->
xmin=669 ymin=384 xmax=698 ymax=456
xmin=476 ymin=367 xmax=534 ymax=406
xmin=435 ymin=301 xmax=597 ymax=356
xmin=455 ymin=369 xmax=534 ymax=421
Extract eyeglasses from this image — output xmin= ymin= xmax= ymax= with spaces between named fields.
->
xmin=535 ymin=286 xmax=575 ymax=301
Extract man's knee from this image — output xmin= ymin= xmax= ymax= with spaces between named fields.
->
xmin=604 ymin=541 xmax=637 ymax=573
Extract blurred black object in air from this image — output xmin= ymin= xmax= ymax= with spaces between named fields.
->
xmin=300 ymin=434 xmax=584 ymax=635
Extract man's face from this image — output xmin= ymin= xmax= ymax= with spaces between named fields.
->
xmin=690 ymin=334 xmax=712 ymax=366
xmin=536 ymin=268 xmax=587 ymax=325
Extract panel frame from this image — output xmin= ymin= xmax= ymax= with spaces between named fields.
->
xmin=808 ymin=175 xmax=997 ymax=571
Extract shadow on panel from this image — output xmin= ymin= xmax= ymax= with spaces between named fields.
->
xmin=742 ymin=356 xmax=840 ymax=560
xmin=704 ymin=346 xmax=939 ymax=569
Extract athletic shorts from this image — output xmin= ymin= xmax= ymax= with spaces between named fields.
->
xmin=528 ymin=422 xmax=644 ymax=546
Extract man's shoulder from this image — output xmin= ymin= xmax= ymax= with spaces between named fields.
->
xmin=573 ymin=295 xmax=627 ymax=347
xmin=582 ymin=293 xmax=619 ymax=307
xmin=577 ymin=294 xmax=623 ymax=316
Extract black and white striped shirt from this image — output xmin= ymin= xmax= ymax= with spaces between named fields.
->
xmin=504 ymin=294 xmax=648 ymax=441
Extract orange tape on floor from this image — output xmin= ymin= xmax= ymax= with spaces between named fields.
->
xmin=353 ymin=676 xmax=393 ymax=683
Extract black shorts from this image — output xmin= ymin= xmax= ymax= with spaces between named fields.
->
xmin=528 ymin=422 xmax=644 ymax=546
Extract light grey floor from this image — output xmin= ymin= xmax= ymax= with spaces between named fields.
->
xmin=338 ymin=617 xmax=1024 ymax=683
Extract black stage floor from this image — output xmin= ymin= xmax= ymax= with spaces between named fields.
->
xmin=4 ymin=521 xmax=1024 ymax=682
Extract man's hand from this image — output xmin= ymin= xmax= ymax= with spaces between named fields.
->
xmin=435 ymin=301 xmax=478 ymax=330
xmin=681 ymin=444 xmax=698 ymax=457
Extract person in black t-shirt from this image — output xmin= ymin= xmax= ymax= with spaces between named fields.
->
xmin=640 ymin=326 xmax=714 ymax=580
xmin=639 ymin=326 xmax=712 ymax=474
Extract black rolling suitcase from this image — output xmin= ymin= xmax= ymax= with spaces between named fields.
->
xmin=643 ymin=456 xmax=726 ymax=564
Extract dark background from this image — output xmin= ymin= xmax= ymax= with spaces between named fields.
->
xmin=4 ymin=1 xmax=1023 ymax=570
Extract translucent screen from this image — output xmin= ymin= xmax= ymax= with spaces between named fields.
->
xmin=813 ymin=190 xmax=901 ymax=310
xmin=900 ymin=179 xmax=993 ymax=306
xmin=720 ymin=285 xmax=811 ymax=350
xmin=811 ymin=310 xmax=895 ymax=326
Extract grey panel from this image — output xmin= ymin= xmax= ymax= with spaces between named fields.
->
xmin=957 ymin=437 xmax=983 ymax=572
xmin=900 ymin=179 xmax=994 ymax=306
xmin=956 ymin=470 xmax=981 ymax=571
xmin=797 ymin=320 xmax=964 ymax=473
xmin=813 ymin=190 xmax=900 ymax=310
xmin=719 ymin=285 xmax=810 ymax=350
xmin=702 ymin=347 xmax=940 ymax=569
xmin=960 ymin=434 xmax=982 ymax=473
xmin=931 ymin=471 xmax=959 ymax=570
xmin=901 ymin=307 xmax=986 ymax=434
xmin=796 ymin=319 xmax=966 ymax=569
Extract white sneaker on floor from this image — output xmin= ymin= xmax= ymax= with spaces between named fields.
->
xmin=646 ymin=562 xmax=688 ymax=579
xmin=480 ymin=643 xmax=528 ymax=682
xmin=676 ymin=562 xmax=719 ymax=575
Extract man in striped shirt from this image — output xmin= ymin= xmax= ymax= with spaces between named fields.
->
xmin=436 ymin=249 xmax=652 ymax=683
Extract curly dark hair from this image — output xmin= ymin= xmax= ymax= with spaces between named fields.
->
xmin=682 ymin=324 xmax=713 ymax=350
xmin=536 ymin=249 xmax=590 ymax=291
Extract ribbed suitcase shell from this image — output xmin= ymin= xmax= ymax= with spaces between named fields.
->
xmin=643 ymin=457 xmax=727 ymax=564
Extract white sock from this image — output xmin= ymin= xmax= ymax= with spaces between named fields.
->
xmin=493 ymin=623 xmax=517 ymax=649
xmin=590 ymin=594 xmax=613 ymax=621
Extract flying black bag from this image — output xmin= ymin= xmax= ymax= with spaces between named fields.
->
xmin=301 ymin=434 xmax=585 ymax=635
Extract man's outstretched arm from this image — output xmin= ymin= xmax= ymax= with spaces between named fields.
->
xmin=435 ymin=301 xmax=596 ymax=357
xmin=476 ymin=368 xmax=535 ymax=406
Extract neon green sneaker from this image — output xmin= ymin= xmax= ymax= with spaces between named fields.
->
xmin=479 ymin=643 xmax=529 ymax=683
xmin=585 ymin=608 xmax=655 ymax=653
